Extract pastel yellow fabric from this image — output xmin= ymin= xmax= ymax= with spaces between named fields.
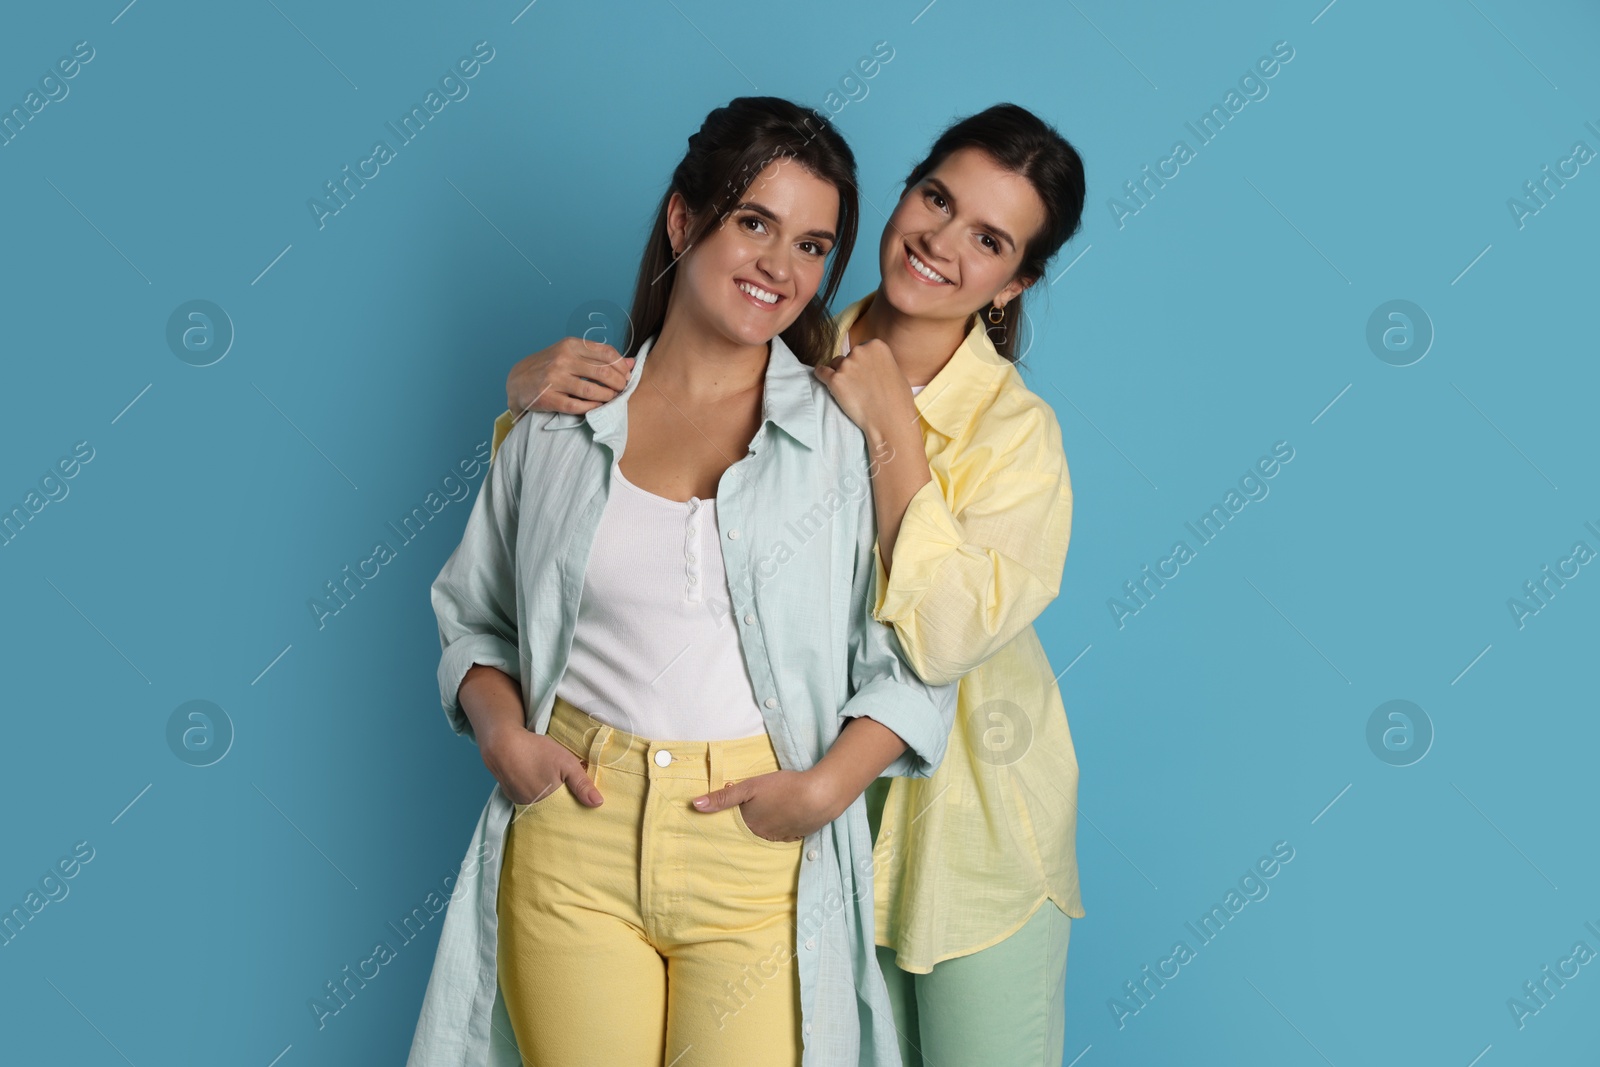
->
xmin=835 ymin=292 xmax=1085 ymax=974
xmin=490 ymin=409 xmax=514 ymax=458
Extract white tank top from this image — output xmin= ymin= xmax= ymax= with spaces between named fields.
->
xmin=555 ymin=463 xmax=768 ymax=741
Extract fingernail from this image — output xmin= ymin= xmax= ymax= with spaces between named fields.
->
xmin=693 ymin=797 xmax=709 ymax=808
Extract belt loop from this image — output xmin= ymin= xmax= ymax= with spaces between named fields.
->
xmin=586 ymin=723 xmax=611 ymax=793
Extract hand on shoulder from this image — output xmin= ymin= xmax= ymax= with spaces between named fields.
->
xmin=507 ymin=337 xmax=635 ymax=418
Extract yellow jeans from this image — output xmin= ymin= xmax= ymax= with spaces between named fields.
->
xmin=497 ymin=696 xmax=804 ymax=1066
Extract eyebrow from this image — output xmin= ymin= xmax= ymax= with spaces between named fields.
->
xmin=923 ymin=177 xmax=1016 ymax=252
xmin=737 ymin=200 xmax=837 ymax=244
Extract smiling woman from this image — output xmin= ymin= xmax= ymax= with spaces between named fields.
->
xmin=499 ymin=101 xmax=1092 ymax=1067
xmin=619 ymin=108 xmax=859 ymax=370
xmin=410 ymin=96 xmax=956 ymax=1067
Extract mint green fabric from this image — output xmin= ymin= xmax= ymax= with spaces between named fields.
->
xmin=875 ymin=898 xmax=1072 ymax=1067
xmin=410 ymin=333 xmax=959 ymax=1067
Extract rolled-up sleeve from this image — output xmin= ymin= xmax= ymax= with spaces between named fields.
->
xmin=872 ymin=404 xmax=1072 ymax=687
xmin=430 ymin=414 xmax=527 ymax=740
xmin=839 ymin=452 xmax=959 ymax=779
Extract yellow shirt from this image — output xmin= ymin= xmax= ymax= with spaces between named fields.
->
xmin=487 ymin=296 xmax=1086 ymax=974
xmin=836 ymin=292 xmax=1085 ymax=974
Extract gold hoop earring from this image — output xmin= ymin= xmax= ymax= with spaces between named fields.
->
xmin=987 ymin=303 xmax=1006 ymax=324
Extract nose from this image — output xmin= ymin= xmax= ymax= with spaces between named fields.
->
xmin=920 ymin=219 xmax=956 ymax=264
xmin=754 ymin=247 xmax=792 ymax=287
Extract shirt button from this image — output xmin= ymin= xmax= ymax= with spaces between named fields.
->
xmin=688 ymin=575 xmax=698 ymax=584
xmin=764 ymin=697 xmax=778 ymax=709
xmin=687 ymin=553 xmax=697 ymax=563
xmin=653 ymin=749 xmax=672 ymax=767
xmin=727 ymin=529 xmax=740 ymax=539
xmin=804 ymin=938 xmax=815 ymax=951
xmin=804 ymin=1021 xmax=811 ymax=1036
xmin=805 ymin=848 xmax=817 ymax=861
xmin=743 ymin=614 xmax=755 ymax=625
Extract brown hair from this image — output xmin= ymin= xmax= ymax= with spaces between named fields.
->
xmin=900 ymin=103 xmax=1087 ymax=363
xmin=625 ymin=96 xmax=859 ymax=366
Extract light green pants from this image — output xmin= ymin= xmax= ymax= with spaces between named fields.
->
xmin=866 ymin=779 xmax=1072 ymax=1066
xmin=875 ymin=901 xmax=1071 ymax=1067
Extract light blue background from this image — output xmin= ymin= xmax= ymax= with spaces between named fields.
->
xmin=2 ymin=1 xmax=1596 ymax=1064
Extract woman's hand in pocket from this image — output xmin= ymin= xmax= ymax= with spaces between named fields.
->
xmin=691 ymin=769 xmax=838 ymax=842
xmin=483 ymin=728 xmax=603 ymax=808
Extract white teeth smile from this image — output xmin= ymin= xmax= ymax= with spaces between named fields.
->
xmin=907 ymin=249 xmax=951 ymax=284
xmin=738 ymin=281 xmax=780 ymax=304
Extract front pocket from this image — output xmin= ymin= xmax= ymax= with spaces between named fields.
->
xmin=731 ymin=802 xmax=802 ymax=850
xmin=509 ymin=739 xmax=591 ymax=819
xmin=510 ymin=781 xmax=567 ymax=820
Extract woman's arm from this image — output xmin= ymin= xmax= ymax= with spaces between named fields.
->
xmin=690 ymin=715 xmax=912 ymax=834
xmin=807 ymin=714 xmax=916 ymax=816
xmin=432 ymin=417 xmax=601 ymax=806
xmin=690 ymin=441 xmax=958 ymax=839
xmin=812 ymin=338 xmax=930 ymax=569
xmin=432 ymin=417 xmax=524 ymax=738
xmin=861 ymin=405 xmax=930 ymax=573
xmin=460 ymin=664 xmax=602 ymax=807
xmin=458 ymin=663 xmax=524 ymax=743
xmin=489 ymin=339 xmax=636 ymax=463
xmin=507 ymin=337 xmax=634 ymax=415
xmin=870 ymin=402 xmax=1072 ymax=686
xmin=815 ymin=341 xmax=1074 ymax=687
xmin=835 ymin=440 xmax=962 ymax=779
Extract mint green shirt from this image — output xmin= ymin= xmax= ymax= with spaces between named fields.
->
xmin=407 ymin=332 xmax=958 ymax=1066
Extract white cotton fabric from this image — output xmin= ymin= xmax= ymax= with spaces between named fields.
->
xmin=555 ymin=464 xmax=768 ymax=740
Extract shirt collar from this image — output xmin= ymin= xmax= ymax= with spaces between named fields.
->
xmin=551 ymin=331 xmax=818 ymax=452
xmin=832 ymin=291 xmax=1009 ymax=440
